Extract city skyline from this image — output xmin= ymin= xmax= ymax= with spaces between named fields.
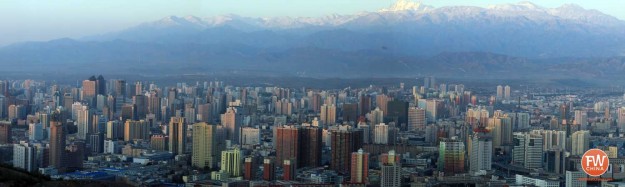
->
xmin=0 ymin=75 xmax=623 ymax=186
xmin=1 ymin=0 xmax=624 ymax=186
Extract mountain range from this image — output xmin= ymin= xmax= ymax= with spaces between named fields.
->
xmin=2 ymin=0 xmax=625 ymax=81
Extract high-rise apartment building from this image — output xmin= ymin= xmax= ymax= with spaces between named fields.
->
xmin=275 ymin=125 xmax=323 ymax=168
xmin=49 ymin=120 xmax=65 ymax=170
xmin=386 ymin=100 xmax=408 ymax=128
xmin=0 ymin=121 xmax=11 ymax=144
xmin=331 ymin=126 xmax=364 ymax=175
xmin=566 ymin=171 xmax=587 ymax=187
xmin=367 ymin=107 xmax=384 ymax=126
xmin=320 ymin=104 xmax=337 ymax=126
xmin=438 ymin=138 xmax=465 ymax=175
xmin=532 ymin=129 xmax=566 ymax=151
xmin=350 ymin=149 xmax=369 ymax=184
xmin=342 ymin=103 xmax=359 ymax=122
xmin=299 ymin=125 xmax=323 ymax=168
xmin=618 ymin=107 xmax=625 ymax=131
xmin=244 ymin=157 xmax=257 ymax=180
xmin=76 ymin=106 xmax=92 ymax=140
xmin=221 ymin=107 xmax=242 ymax=144
xmin=263 ymin=158 xmax=275 ymax=181
xmin=283 ymin=159 xmax=296 ymax=181
xmin=574 ymin=110 xmax=587 ymax=127
xmin=198 ymin=103 xmax=212 ymax=123
xmin=82 ymin=79 xmax=97 ymax=99
xmin=381 ymin=150 xmax=401 ymax=187
xmin=124 ymin=120 xmax=149 ymax=141
xmin=408 ymin=107 xmax=426 ymax=131
xmin=425 ymin=99 xmax=440 ymax=123
xmin=88 ymin=133 xmax=104 ymax=153
xmin=133 ymin=95 xmax=148 ymax=119
xmin=106 ymin=120 xmax=123 ymax=140
xmin=489 ymin=115 xmax=513 ymax=151
xmin=150 ymin=134 xmax=168 ymax=151
xmin=571 ymin=130 xmax=590 ymax=156
xmin=275 ymin=125 xmax=299 ymax=166
xmin=512 ymin=133 xmax=543 ymax=169
xmin=374 ymin=123 xmax=398 ymax=145
xmin=469 ymin=134 xmax=492 ymax=172
xmin=96 ymin=75 xmax=106 ymax=95
xmin=504 ymin=85 xmax=511 ymax=100
xmin=221 ymin=147 xmax=242 ymax=177
xmin=544 ymin=149 xmax=566 ymax=174
xmin=169 ymin=117 xmax=186 ymax=155
xmin=13 ymin=142 xmax=36 ymax=172
xmin=358 ymin=94 xmax=371 ymax=117
xmin=111 ymin=79 xmax=126 ymax=98
xmin=376 ymin=94 xmax=390 ymax=114
xmin=380 ymin=150 xmax=400 ymax=166
xmin=28 ymin=123 xmax=44 ymax=141
xmin=192 ymin=122 xmax=224 ymax=169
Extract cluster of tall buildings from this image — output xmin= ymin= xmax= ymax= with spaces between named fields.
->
xmin=496 ymin=85 xmax=511 ymax=101
xmin=0 ymin=76 xmax=474 ymax=186
xmin=0 ymin=76 xmax=624 ymax=186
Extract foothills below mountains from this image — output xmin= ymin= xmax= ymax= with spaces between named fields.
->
xmin=1 ymin=0 xmax=625 ymax=81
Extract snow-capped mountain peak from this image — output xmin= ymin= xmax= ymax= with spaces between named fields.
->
xmin=182 ymin=16 xmax=204 ymax=25
xmin=142 ymin=16 xmax=204 ymax=29
xmin=156 ymin=16 xmax=186 ymax=25
xmin=487 ymin=1 xmax=544 ymax=11
xmin=516 ymin=1 xmax=541 ymax=9
xmin=129 ymin=0 xmax=625 ymax=34
xmin=53 ymin=0 xmax=625 ymax=63
xmin=378 ymin=0 xmax=433 ymax=12
xmin=550 ymin=4 xmax=622 ymax=26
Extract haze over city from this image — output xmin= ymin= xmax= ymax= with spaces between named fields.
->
xmin=0 ymin=1 xmax=624 ymax=187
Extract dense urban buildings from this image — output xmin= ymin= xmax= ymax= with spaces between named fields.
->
xmin=0 ymin=75 xmax=622 ymax=186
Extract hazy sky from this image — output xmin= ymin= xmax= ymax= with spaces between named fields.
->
xmin=0 ymin=0 xmax=623 ymax=46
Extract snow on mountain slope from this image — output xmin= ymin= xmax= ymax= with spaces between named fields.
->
xmin=106 ymin=0 xmax=622 ymax=35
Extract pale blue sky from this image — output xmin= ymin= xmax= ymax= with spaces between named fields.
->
xmin=0 ymin=0 xmax=623 ymax=45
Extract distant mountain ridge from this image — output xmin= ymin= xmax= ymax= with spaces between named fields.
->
xmin=93 ymin=1 xmax=624 ymax=31
xmin=81 ymin=0 xmax=625 ymax=58
xmin=2 ymin=1 xmax=625 ymax=80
